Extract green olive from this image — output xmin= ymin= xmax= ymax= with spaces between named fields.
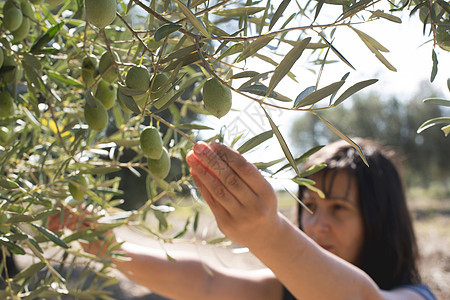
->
xmin=3 ymin=6 xmax=23 ymax=32
xmin=95 ymin=79 xmax=116 ymax=109
xmin=12 ymin=17 xmax=30 ymax=42
xmin=148 ymin=147 xmax=171 ymax=179
xmin=98 ymin=51 xmax=120 ymax=83
xmin=85 ymin=0 xmax=117 ymax=29
xmin=81 ymin=55 xmax=98 ymax=87
xmin=202 ymin=77 xmax=232 ymax=118
xmin=68 ymin=174 xmax=88 ymax=201
xmin=0 ymin=91 xmax=15 ymax=118
xmin=140 ymin=126 xmax=163 ymax=159
xmin=84 ymin=97 xmax=108 ymax=131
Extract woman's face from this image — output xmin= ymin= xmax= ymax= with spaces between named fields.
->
xmin=301 ymin=170 xmax=364 ymax=265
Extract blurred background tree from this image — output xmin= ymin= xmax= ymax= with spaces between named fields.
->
xmin=290 ymin=81 xmax=450 ymax=194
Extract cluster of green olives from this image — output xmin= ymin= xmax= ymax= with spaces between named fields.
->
xmin=2 ymin=0 xmax=34 ymax=42
xmin=140 ymin=126 xmax=171 ymax=179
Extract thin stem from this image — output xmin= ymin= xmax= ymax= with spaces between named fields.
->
xmin=151 ymin=114 xmax=196 ymax=144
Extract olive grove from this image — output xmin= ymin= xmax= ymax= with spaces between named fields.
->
xmin=0 ymin=0 xmax=449 ymax=298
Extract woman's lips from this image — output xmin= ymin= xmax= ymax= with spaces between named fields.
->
xmin=319 ymin=244 xmax=334 ymax=252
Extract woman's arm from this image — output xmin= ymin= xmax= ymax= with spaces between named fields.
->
xmin=114 ymin=242 xmax=283 ymax=300
xmin=186 ymin=141 xmax=425 ymax=300
xmin=48 ymin=207 xmax=283 ymax=300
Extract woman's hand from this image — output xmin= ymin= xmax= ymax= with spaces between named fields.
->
xmin=48 ymin=206 xmax=117 ymax=258
xmin=186 ymin=141 xmax=282 ymax=248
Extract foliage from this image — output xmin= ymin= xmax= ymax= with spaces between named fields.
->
xmin=0 ymin=0 xmax=448 ymax=298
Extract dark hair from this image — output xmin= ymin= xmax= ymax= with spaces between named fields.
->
xmin=297 ymin=138 xmax=421 ymax=290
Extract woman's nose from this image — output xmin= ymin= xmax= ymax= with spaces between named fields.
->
xmin=308 ymin=209 xmax=331 ymax=234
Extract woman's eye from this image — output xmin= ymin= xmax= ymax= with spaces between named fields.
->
xmin=304 ymin=202 xmax=315 ymax=211
xmin=333 ymin=204 xmax=346 ymax=211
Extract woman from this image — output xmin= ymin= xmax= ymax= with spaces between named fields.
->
xmin=51 ymin=139 xmax=436 ymax=299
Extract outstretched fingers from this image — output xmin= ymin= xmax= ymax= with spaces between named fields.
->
xmin=187 ymin=142 xmax=258 ymax=205
xmin=209 ymin=141 xmax=273 ymax=196
xmin=187 ymin=151 xmax=243 ymax=214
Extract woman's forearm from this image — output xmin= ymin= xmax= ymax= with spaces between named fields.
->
xmin=114 ymin=242 xmax=282 ymax=300
xmin=247 ymin=213 xmax=381 ymax=300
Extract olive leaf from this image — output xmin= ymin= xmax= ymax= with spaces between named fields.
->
xmin=262 ymin=106 xmax=301 ymax=177
xmin=269 ymin=0 xmax=291 ymax=30
xmin=267 ymin=37 xmax=311 ymax=97
xmin=174 ymin=0 xmax=211 ymax=38
xmin=48 ymin=70 xmax=82 ymax=87
xmin=30 ymin=22 xmax=64 ymax=54
xmin=349 ymin=26 xmax=396 ymax=71
xmin=235 ymin=36 xmax=274 ymax=63
xmin=213 ymin=7 xmax=266 ymax=17
xmin=154 ymin=24 xmax=183 ymax=41
xmin=294 ymin=80 xmax=345 ymax=108
xmin=13 ymin=262 xmax=46 ymax=281
xmin=333 ymin=79 xmax=378 ymax=106
xmin=283 ymin=185 xmax=313 ymax=214
xmin=31 ymin=224 xmax=69 ymax=249
xmin=319 ymin=33 xmax=355 ymax=70
xmin=239 ymin=84 xmax=292 ymax=102
xmin=237 ymin=130 xmax=273 ymax=154
xmin=369 ymin=10 xmax=402 ymax=23
xmin=118 ymin=88 xmax=141 ymax=114
xmin=350 ymin=26 xmax=389 ymax=52
xmin=423 ymin=98 xmax=450 ymax=107
xmin=313 ymin=112 xmax=369 ymax=166
xmin=294 ymin=86 xmax=316 ymax=107
xmin=273 ymin=145 xmax=324 ymax=175
xmin=417 ymin=117 xmax=450 ymax=134
xmin=431 ymin=49 xmax=438 ymax=82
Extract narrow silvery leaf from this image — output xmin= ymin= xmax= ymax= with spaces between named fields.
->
xmin=174 ymin=0 xmax=211 ymax=38
xmin=267 ymin=37 xmax=311 ymax=97
xmin=154 ymin=24 xmax=182 ymax=41
xmin=349 ymin=27 xmax=396 ymax=71
xmin=314 ymin=0 xmax=325 ymax=22
xmin=262 ymin=107 xmax=301 ymax=177
xmin=283 ymin=185 xmax=313 ymax=215
xmin=176 ymin=123 xmax=214 ymax=130
xmin=441 ymin=124 xmax=450 ymax=136
xmin=291 ymin=177 xmax=325 ymax=199
xmin=231 ymin=71 xmax=260 ymax=79
xmin=295 ymin=80 xmax=345 ymax=108
xmin=213 ymin=7 xmax=266 ymax=17
xmin=235 ymin=36 xmax=273 ymax=63
xmin=333 ymin=79 xmax=378 ymax=106
xmin=237 ymin=130 xmax=273 ymax=154
xmin=350 ymin=26 xmax=389 ymax=52
xmin=118 ymin=89 xmax=141 ymax=114
xmin=253 ymin=157 xmax=285 ymax=170
xmin=215 ymin=43 xmax=244 ymax=63
xmin=417 ymin=117 xmax=450 ymax=134
xmin=294 ymin=86 xmax=316 ymax=107
xmin=32 ymin=224 xmax=69 ymax=249
xmin=269 ymin=0 xmax=291 ymax=30
xmin=320 ymin=34 xmax=355 ymax=70
xmin=314 ymin=113 xmax=369 ymax=166
xmin=239 ymin=84 xmax=292 ymax=102
xmin=369 ymin=10 xmax=402 ymax=23
xmin=273 ymin=145 xmax=324 ymax=175
xmin=374 ymin=50 xmax=397 ymax=71
xmin=259 ymin=0 xmax=271 ymax=34
xmin=431 ymin=49 xmax=438 ymax=82
xmin=423 ymin=98 xmax=450 ymax=107
xmin=13 ymin=262 xmax=46 ymax=281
